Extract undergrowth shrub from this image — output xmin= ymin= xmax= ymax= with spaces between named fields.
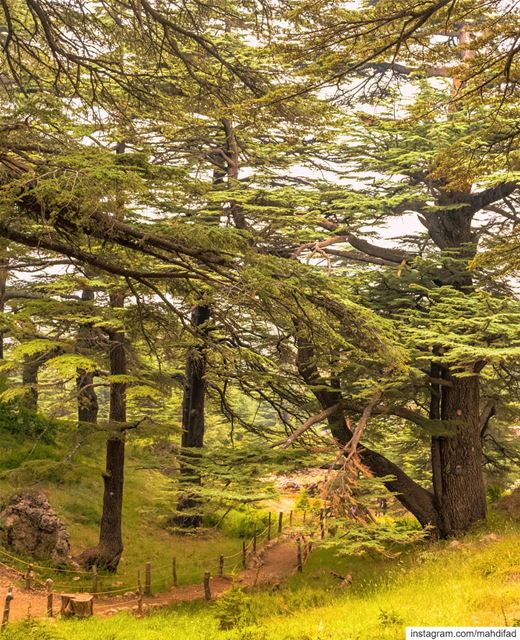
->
xmin=214 ymin=587 xmax=257 ymax=629
xmin=0 ymin=402 xmax=58 ymax=443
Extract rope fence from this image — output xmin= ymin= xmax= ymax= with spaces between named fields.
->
xmin=0 ymin=507 xmax=328 ymax=629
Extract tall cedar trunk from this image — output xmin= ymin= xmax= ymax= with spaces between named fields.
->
xmin=432 ymin=372 xmax=486 ymax=535
xmin=176 ymin=305 xmax=210 ymax=527
xmin=87 ymin=291 xmax=126 ymax=571
xmin=76 ymin=288 xmax=99 ymax=425
xmin=422 ymin=204 xmax=487 ymax=535
xmin=175 ymin=128 xmax=232 ymax=527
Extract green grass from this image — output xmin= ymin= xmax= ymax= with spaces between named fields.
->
xmin=4 ymin=512 xmax=518 ymax=640
xmin=0 ymin=428 xmax=249 ymax=594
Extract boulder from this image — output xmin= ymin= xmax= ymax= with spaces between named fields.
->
xmin=0 ymin=491 xmax=70 ymax=563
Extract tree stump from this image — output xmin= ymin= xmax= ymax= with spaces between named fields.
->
xmin=60 ymin=594 xmax=94 ymax=618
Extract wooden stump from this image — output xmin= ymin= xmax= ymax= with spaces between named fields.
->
xmin=60 ymin=594 xmax=94 ymax=618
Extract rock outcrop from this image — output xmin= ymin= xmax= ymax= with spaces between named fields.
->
xmin=0 ymin=492 xmax=70 ymax=563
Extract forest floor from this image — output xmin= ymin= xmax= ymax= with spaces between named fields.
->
xmin=0 ymin=533 xmax=301 ymax=621
xmin=3 ymin=512 xmax=518 ymax=640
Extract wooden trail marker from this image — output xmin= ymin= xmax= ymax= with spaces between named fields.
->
xmin=137 ymin=570 xmax=143 ymax=615
xmin=91 ymin=564 xmax=98 ymax=597
xmin=45 ymin=579 xmax=53 ymax=617
xmin=145 ymin=561 xmax=152 ymax=596
xmin=24 ymin=564 xmax=34 ymax=591
xmin=2 ymin=587 xmax=13 ymax=630
xmin=172 ymin=556 xmax=178 ymax=587
xmin=242 ymin=540 xmax=247 ymax=569
xmin=297 ymin=538 xmax=303 ymax=572
xmin=278 ymin=511 xmax=283 ymax=534
xmin=203 ymin=571 xmax=211 ymax=601
xmin=219 ymin=554 xmax=224 ymax=577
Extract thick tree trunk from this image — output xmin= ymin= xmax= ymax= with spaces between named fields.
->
xmin=176 ymin=304 xmax=210 ymax=527
xmin=422 ymin=206 xmax=487 ymax=535
xmin=432 ymin=372 xmax=486 ymax=535
xmin=81 ymin=291 xmax=126 ymax=571
xmin=97 ymin=291 xmax=126 ymax=570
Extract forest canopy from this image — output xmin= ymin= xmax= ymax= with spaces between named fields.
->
xmin=0 ymin=0 xmax=519 ymax=572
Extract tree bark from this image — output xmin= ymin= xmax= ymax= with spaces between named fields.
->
xmin=81 ymin=291 xmax=126 ymax=571
xmin=175 ymin=304 xmax=210 ymax=527
xmin=432 ymin=371 xmax=486 ymax=535
xmin=76 ymin=288 xmax=99 ymax=425
xmin=421 ymin=200 xmax=487 ymax=535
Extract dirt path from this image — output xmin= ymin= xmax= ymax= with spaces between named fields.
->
xmin=1 ymin=535 xmax=302 ymax=622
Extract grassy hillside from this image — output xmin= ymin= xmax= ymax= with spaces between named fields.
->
xmin=0 ymin=421 xmax=251 ymax=593
xmin=3 ymin=513 xmax=518 ymax=640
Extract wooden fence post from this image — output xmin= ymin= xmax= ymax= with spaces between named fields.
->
xmin=297 ymin=538 xmax=303 ymax=572
xmin=204 ymin=572 xmax=211 ymax=601
xmin=144 ymin=561 xmax=152 ymax=596
xmin=219 ymin=554 xmax=224 ymax=577
xmin=172 ymin=556 xmax=178 ymax=587
xmin=24 ymin=564 xmax=34 ymax=591
xmin=267 ymin=512 xmax=272 ymax=540
xmin=137 ymin=570 xmax=143 ymax=616
xmin=91 ymin=564 xmax=98 ymax=598
xmin=2 ymin=587 xmax=13 ymax=630
xmin=242 ymin=540 xmax=247 ymax=569
xmin=46 ymin=579 xmax=53 ymax=617
xmin=278 ymin=511 xmax=283 ymax=534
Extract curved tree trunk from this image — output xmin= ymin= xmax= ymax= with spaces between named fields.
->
xmin=296 ymin=333 xmax=440 ymax=531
